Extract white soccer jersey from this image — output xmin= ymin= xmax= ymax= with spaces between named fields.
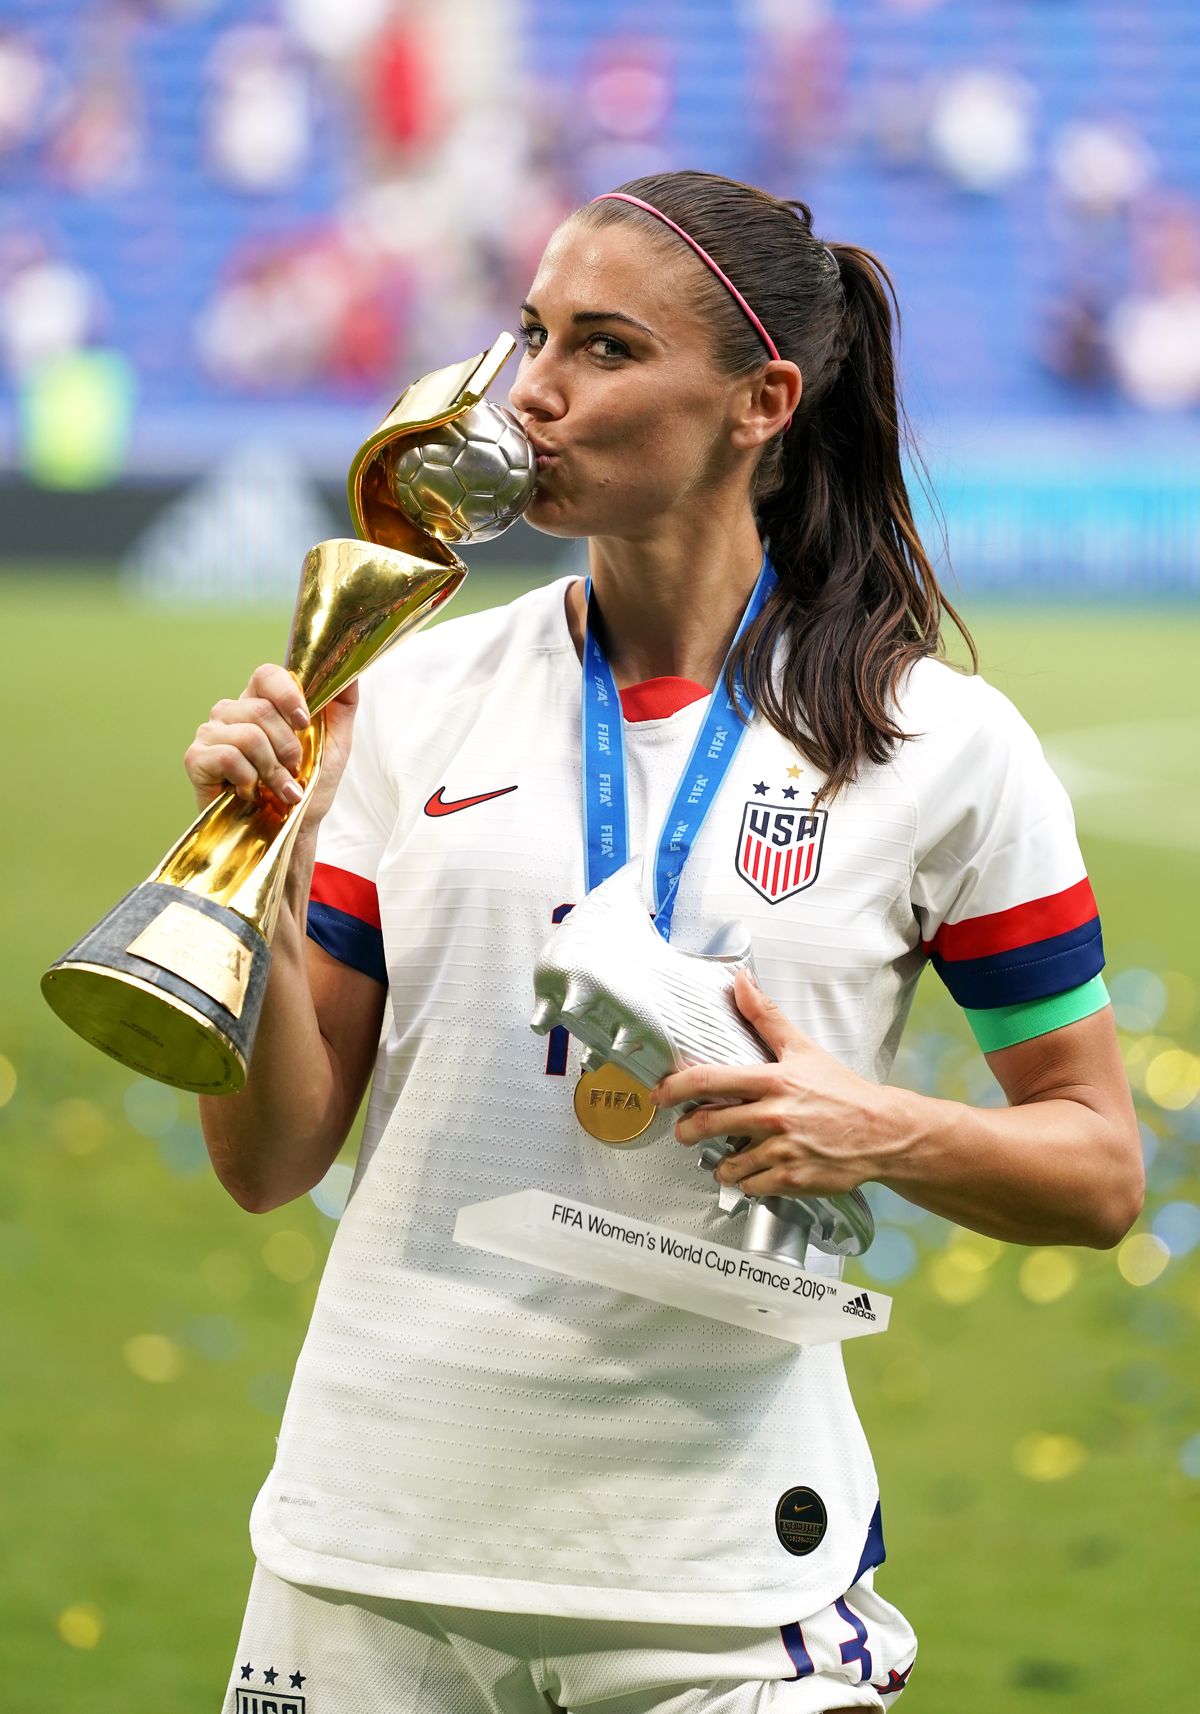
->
xmin=249 ymin=576 xmax=1105 ymax=1626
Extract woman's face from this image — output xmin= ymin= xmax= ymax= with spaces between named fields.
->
xmin=508 ymin=219 xmax=749 ymax=540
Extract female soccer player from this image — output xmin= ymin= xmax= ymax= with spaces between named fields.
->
xmin=188 ymin=172 xmax=1143 ymax=1714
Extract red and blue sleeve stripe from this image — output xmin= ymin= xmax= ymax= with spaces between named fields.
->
xmin=306 ymin=862 xmax=387 ymax=987
xmin=923 ymin=877 xmax=1104 ymax=1010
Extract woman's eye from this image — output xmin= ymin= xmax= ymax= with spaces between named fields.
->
xmin=514 ymin=322 xmax=627 ymax=359
xmin=589 ymin=333 xmax=628 ymax=360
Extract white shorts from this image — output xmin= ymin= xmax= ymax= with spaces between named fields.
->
xmin=220 ymin=1560 xmax=916 ymax=1714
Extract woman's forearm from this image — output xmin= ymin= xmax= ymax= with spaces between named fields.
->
xmin=877 ymin=1082 xmax=1143 ymax=1249
xmin=197 ymin=831 xmax=348 ymax=1212
xmin=184 ymin=674 xmax=377 ymax=1215
xmin=664 ymin=983 xmax=1143 ymax=1250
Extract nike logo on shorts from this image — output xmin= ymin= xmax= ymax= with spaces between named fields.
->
xmin=424 ymin=785 xmax=518 ymax=817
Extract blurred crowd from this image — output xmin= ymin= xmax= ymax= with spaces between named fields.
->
xmin=1 ymin=0 xmax=1198 ymax=422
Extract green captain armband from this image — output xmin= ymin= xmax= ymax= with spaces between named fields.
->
xmin=964 ymin=975 xmax=1110 ymax=1054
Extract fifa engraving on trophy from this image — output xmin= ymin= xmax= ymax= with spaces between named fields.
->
xmin=126 ymin=902 xmax=253 ymax=1017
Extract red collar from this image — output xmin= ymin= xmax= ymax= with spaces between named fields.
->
xmin=618 ymin=677 xmax=710 ymax=723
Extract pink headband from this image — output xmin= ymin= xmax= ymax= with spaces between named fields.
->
xmin=590 ymin=191 xmax=790 ymax=428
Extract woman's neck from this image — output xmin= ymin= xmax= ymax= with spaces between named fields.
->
xmin=564 ymin=510 xmax=766 ymax=688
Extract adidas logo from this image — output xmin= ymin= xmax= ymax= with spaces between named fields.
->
xmin=842 ymin=1291 xmax=877 ymax=1321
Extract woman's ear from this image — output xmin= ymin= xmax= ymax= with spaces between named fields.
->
xmin=730 ymin=360 xmax=802 ymax=449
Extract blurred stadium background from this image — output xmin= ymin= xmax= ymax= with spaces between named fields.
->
xmin=1 ymin=1 xmax=1197 ymax=1709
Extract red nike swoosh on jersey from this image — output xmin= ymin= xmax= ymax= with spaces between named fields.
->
xmin=424 ymin=785 xmax=519 ymax=817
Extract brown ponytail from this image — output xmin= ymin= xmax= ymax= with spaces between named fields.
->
xmin=578 ymin=172 xmax=975 ymax=801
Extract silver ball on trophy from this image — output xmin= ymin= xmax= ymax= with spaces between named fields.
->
xmin=388 ymin=400 xmax=537 ymax=544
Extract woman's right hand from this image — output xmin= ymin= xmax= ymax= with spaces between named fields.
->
xmin=183 ymin=663 xmax=359 ymax=824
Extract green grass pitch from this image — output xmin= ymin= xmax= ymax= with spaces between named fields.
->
xmin=0 ymin=569 xmax=1196 ymax=1711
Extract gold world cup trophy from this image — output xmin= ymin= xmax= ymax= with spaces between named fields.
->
xmin=42 ymin=335 xmax=537 ymax=1095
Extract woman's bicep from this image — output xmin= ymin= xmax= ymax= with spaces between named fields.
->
xmin=984 ymin=1004 xmax=1131 ymax=1115
xmin=307 ymin=936 xmax=387 ymax=1140
xmin=984 ymin=1006 xmax=1143 ymax=1239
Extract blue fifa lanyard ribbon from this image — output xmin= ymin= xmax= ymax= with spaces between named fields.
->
xmin=581 ymin=551 xmax=777 ymax=940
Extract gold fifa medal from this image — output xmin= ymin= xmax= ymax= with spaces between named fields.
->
xmin=574 ymin=1062 xmax=657 ymax=1145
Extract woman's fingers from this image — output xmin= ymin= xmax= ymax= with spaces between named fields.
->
xmin=245 ymin=663 xmax=310 ymax=730
xmin=182 ymin=738 xmax=263 ymax=803
xmin=185 ymin=665 xmax=312 ymax=807
xmin=673 ymin=1096 xmax=782 ymax=1149
xmin=321 ymin=678 xmax=358 ymax=740
xmin=682 ymin=1120 xmax=860 ymax=1199
xmin=203 ymin=720 xmax=305 ymax=803
xmin=651 ymin=1060 xmax=774 ymax=1110
xmin=184 ymin=664 xmax=361 ymax=820
xmin=709 ymin=1130 xmax=792 ymax=1181
xmin=210 ymin=696 xmax=304 ymax=774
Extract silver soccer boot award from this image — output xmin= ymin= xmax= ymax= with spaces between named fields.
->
xmin=455 ymin=862 xmax=890 ymax=1348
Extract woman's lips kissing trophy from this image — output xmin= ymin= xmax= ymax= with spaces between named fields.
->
xmin=41 ymin=330 xmax=887 ymax=1350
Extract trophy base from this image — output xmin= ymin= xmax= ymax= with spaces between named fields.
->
xmin=455 ymin=1190 xmax=891 ymax=1347
xmin=41 ymin=880 xmax=271 ymax=1094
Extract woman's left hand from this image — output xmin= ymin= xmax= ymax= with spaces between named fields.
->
xmin=649 ymin=971 xmax=892 ymax=1198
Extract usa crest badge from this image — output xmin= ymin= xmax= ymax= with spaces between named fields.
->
xmin=736 ymin=800 xmax=827 ymax=903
